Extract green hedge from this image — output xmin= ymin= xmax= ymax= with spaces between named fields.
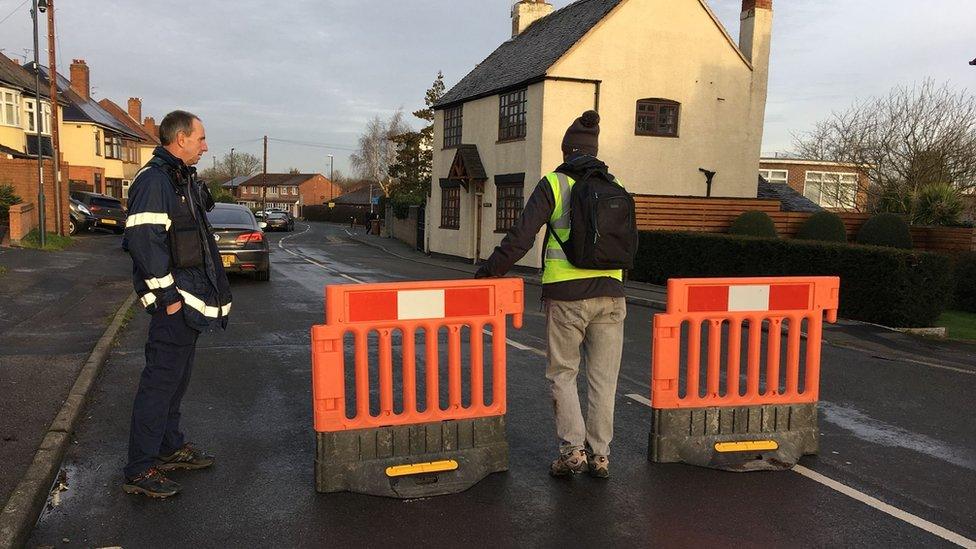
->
xmin=952 ymin=252 xmax=976 ymax=312
xmin=632 ymin=231 xmax=952 ymax=327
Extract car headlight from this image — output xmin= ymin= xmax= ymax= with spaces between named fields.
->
xmin=77 ymin=203 xmax=92 ymax=215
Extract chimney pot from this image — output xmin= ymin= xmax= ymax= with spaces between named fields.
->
xmin=127 ymin=97 xmax=142 ymax=122
xmin=69 ymin=59 xmax=90 ymax=100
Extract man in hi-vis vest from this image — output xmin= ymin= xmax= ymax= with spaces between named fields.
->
xmin=476 ymin=111 xmax=626 ymax=479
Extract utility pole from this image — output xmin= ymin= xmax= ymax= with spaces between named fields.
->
xmin=31 ymin=0 xmax=45 ymax=246
xmin=328 ymin=154 xmax=334 ymax=200
xmin=46 ymin=0 xmax=62 ymax=235
xmin=262 ymin=135 xmax=267 ymax=215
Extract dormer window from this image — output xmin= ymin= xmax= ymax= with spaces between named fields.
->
xmin=635 ymin=98 xmax=679 ymax=137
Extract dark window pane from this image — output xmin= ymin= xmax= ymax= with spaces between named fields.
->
xmin=635 ymin=99 xmax=680 ymax=137
xmin=207 ymin=208 xmax=255 ymax=226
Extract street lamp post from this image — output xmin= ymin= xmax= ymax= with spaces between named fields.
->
xmin=31 ymin=0 xmax=48 ymax=247
xmin=327 ymin=154 xmax=334 ymax=200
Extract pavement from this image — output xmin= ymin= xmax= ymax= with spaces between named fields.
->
xmin=0 ymin=231 xmax=132 ymax=509
xmin=2 ymin=222 xmax=974 ymax=547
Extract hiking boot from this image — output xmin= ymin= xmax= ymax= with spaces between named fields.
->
xmin=158 ymin=443 xmax=215 ymax=471
xmin=549 ymin=448 xmax=588 ymax=477
xmin=123 ymin=468 xmax=180 ymax=498
xmin=587 ymin=454 xmax=610 ymax=479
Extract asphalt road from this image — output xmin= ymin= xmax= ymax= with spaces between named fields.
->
xmin=27 ymin=222 xmax=976 ymax=547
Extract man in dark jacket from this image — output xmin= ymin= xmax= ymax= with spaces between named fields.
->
xmin=476 ymin=110 xmax=626 ymax=479
xmin=122 ymin=110 xmax=232 ymax=498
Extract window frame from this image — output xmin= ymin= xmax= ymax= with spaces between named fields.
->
xmin=104 ymin=134 xmax=123 ymax=160
xmin=635 ymin=98 xmax=680 ymax=138
xmin=440 ymin=182 xmax=461 ymax=230
xmin=498 ymin=88 xmax=527 ymax=142
xmin=0 ymin=89 xmax=20 ymax=127
xmin=23 ymin=99 xmax=51 ymax=135
xmin=443 ymin=105 xmax=463 ymax=149
xmin=494 ymin=174 xmax=525 ymax=233
xmin=759 ymin=169 xmax=788 ymax=185
xmin=803 ymin=170 xmax=859 ymax=209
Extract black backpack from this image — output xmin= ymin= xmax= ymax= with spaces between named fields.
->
xmin=551 ymin=172 xmax=638 ymax=270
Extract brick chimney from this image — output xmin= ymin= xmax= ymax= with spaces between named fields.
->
xmin=127 ymin=97 xmax=142 ymax=122
xmin=69 ymin=59 xmax=89 ymax=100
xmin=512 ymin=0 xmax=553 ymax=38
xmin=739 ymin=0 xmax=772 ymax=66
xmin=143 ymin=116 xmax=157 ymax=139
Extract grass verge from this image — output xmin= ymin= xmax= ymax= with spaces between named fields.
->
xmin=935 ymin=310 xmax=976 ymax=342
xmin=20 ymin=230 xmax=73 ymax=251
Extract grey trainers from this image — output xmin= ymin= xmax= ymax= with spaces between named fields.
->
xmin=123 ymin=467 xmax=181 ymax=498
xmin=550 ymin=448 xmax=588 ymax=477
xmin=587 ymin=454 xmax=610 ymax=478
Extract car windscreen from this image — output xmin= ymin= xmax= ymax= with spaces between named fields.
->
xmin=91 ymin=197 xmax=122 ymax=209
xmin=207 ymin=208 xmax=254 ymax=226
xmin=267 ymin=213 xmax=287 ymax=219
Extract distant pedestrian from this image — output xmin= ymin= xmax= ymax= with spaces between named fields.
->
xmin=122 ymin=110 xmax=232 ymax=498
xmin=476 ymin=110 xmax=637 ymax=479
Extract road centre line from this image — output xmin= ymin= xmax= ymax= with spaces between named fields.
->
xmin=623 ymin=394 xmax=975 ymax=548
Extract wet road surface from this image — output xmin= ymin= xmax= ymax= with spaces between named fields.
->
xmin=27 ymin=222 xmax=976 ymax=547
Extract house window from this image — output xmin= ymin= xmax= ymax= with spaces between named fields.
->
xmin=440 ymin=185 xmax=460 ymax=229
xmin=635 ymin=98 xmax=680 ymax=137
xmin=105 ymin=135 xmax=122 ymax=160
xmin=498 ymin=88 xmax=527 ymax=141
xmin=803 ymin=171 xmax=858 ymax=209
xmin=268 ymin=186 xmax=278 ymax=195
xmin=0 ymin=89 xmax=19 ymax=127
xmin=759 ymin=169 xmax=788 ymax=185
xmin=94 ymin=130 xmax=102 ymax=156
xmin=443 ymin=105 xmax=462 ymax=148
xmin=495 ymin=174 xmax=525 ymax=232
xmin=24 ymin=99 xmax=51 ymax=135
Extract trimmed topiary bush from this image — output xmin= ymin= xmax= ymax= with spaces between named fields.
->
xmin=952 ymin=252 xmax=976 ymax=313
xmin=856 ymin=213 xmax=912 ymax=249
xmin=729 ymin=211 xmax=778 ymax=238
xmin=632 ymin=231 xmax=952 ymax=327
xmin=795 ymin=211 xmax=847 ymax=243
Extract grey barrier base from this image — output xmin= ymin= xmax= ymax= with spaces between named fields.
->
xmin=316 ymin=415 xmax=508 ymax=498
xmin=649 ymin=403 xmax=818 ymax=472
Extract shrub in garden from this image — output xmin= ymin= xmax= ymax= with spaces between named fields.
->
xmin=729 ymin=211 xmax=778 ymax=238
xmin=856 ymin=213 xmax=912 ymax=249
xmin=952 ymin=252 xmax=976 ymax=312
xmin=795 ymin=211 xmax=847 ymax=243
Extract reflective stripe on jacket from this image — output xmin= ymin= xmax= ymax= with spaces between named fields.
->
xmin=542 ymin=172 xmax=624 ymax=285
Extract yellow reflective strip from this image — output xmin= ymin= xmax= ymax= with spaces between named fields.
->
xmin=140 ymin=292 xmax=157 ymax=308
xmin=385 ymin=460 xmax=459 ymax=478
xmin=144 ymin=273 xmax=175 ymax=290
xmin=125 ymin=212 xmax=172 ymax=230
xmin=714 ymin=440 xmax=779 ymax=453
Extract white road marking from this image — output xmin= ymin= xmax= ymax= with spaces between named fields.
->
xmin=624 ymin=393 xmax=975 ymax=548
xmin=625 ymin=393 xmax=652 ymax=407
xmin=792 ymin=465 xmax=976 ymax=549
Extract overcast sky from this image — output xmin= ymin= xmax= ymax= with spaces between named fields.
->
xmin=1 ymin=0 xmax=973 ymax=176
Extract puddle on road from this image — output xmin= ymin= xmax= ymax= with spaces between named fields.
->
xmin=820 ymin=401 xmax=976 ymax=471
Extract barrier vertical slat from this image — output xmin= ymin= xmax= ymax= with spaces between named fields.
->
xmin=746 ymin=317 xmax=762 ymax=398
xmin=805 ymin=312 xmax=823 ymax=399
xmin=785 ymin=314 xmax=801 ymax=396
xmin=448 ymin=325 xmax=462 ymax=409
xmin=355 ymin=329 xmax=369 ymax=419
xmin=727 ymin=319 xmax=742 ymax=399
xmin=470 ymin=321 xmax=484 ymax=409
xmin=686 ymin=320 xmax=701 ymax=400
xmin=425 ymin=324 xmax=439 ymax=413
xmin=493 ymin=320 xmax=507 ymax=411
xmin=402 ymin=327 xmax=417 ymax=415
xmin=766 ymin=317 xmax=782 ymax=395
xmin=379 ymin=329 xmax=393 ymax=416
xmin=706 ymin=319 xmax=722 ymax=397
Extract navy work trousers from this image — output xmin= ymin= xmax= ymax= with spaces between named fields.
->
xmin=124 ymin=307 xmax=200 ymax=479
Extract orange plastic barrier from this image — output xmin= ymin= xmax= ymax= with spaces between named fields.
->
xmin=310 ymin=278 xmax=524 ymax=432
xmin=651 ymin=276 xmax=839 ymax=409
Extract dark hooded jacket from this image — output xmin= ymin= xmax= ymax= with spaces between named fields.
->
xmin=124 ymin=146 xmax=232 ymax=331
xmin=476 ymin=154 xmax=625 ymax=301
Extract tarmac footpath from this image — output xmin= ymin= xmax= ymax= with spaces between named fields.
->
xmin=0 ymin=234 xmax=133 ymax=548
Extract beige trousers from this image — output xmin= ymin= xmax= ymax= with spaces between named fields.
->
xmin=545 ymin=296 xmax=626 ymax=457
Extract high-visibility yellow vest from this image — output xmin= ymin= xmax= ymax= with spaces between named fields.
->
xmin=542 ymin=172 xmax=624 ymax=285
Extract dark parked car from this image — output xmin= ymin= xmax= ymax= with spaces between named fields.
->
xmin=69 ymin=191 xmax=126 ymax=233
xmin=68 ymin=197 xmax=95 ymax=235
xmin=206 ymin=203 xmax=270 ymax=281
xmin=264 ymin=211 xmax=294 ymax=232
